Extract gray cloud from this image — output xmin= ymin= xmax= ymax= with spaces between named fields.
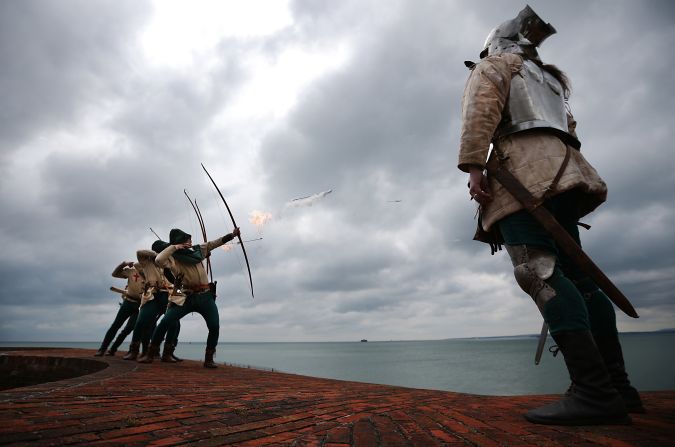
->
xmin=1 ymin=0 xmax=673 ymax=342
xmin=0 ymin=0 xmax=151 ymax=165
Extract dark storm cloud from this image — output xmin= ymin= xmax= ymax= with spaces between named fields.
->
xmin=110 ymin=45 xmax=246 ymax=158
xmin=333 ymin=296 xmax=401 ymax=314
xmin=261 ymin=2 xmax=461 ymax=207
xmin=255 ymin=0 xmax=675 ymax=329
xmin=0 ymin=0 xmax=252 ymax=312
xmin=1 ymin=0 xmax=673 ymax=342
xmin=0 ymin=0 xmax=151 ymax=165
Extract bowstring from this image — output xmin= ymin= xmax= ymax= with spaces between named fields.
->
xmin=184 ymin=189 xmax=211 ymax=281
xmin=204 ymin=176 xmax=252 ymax=296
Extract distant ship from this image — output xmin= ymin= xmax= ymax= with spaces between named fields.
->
xmin=360 ymin=339 xmax=368 ymax=342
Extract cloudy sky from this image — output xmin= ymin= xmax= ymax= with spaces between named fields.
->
xmin=1 ymin=0 xmax=674 ymax=343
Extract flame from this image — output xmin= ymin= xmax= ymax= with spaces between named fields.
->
xmin=221 ymin=243 xmax=235 ymax=252
xmin=249 ymin=210 xmax=272 ymax=234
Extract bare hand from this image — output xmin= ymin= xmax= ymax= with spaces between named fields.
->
xmin=175 ymin=242 xmax=192 ymax=250
xmin=126 ymin=261 xmax=135 ymax=267
xmin=232 ymin=227 xmax=241 ymax=237
xmin=468 ymin=166 xmax=492 ymax=205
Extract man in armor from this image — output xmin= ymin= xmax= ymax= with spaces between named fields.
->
xmin=457 ymin=6 xmax=643 ymax=425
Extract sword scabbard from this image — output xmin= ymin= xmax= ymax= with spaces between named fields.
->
xmin=487 ymin=159 xmax=639 ymax=319
xmin=535 ymin=322 xmax=548 ymax=365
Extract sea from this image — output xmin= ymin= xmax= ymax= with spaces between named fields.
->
xmin=2 ymin=332 xmax=673 ymax=396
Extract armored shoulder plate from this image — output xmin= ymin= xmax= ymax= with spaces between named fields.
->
xmin=496 ymin=60 xmax=580 ymax=148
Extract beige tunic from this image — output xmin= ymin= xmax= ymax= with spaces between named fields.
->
xmin=111 ymin=262 xmax=145 ymax=302
xmin=458 ymin=53 xmax=607 ymax=231
xmin=136 ymin=250 xmax=173 ymax=307
xmin=155 ymin=235 xmax=233 ymax=306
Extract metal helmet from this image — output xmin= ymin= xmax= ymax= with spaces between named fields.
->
xmin=480 ymin=5 xmax=556 ymax=60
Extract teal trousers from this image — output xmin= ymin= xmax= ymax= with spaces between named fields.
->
xmin=131 ymin=291 xmax=180 ymax=345
xmin=152 ymin=291 xmax=219 ymax=349
xmin=99 ymin=299 xmax=139 ymax=351
xmin=498 ymin=191 xmax=617 ymax=336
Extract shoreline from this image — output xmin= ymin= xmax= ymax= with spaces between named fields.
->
xmin=3 ymin=334 xmax=674 ymax=396
xmin=3 ymin=328 xmax=675 ymax=344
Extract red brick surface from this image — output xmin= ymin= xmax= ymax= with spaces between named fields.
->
xmin=1 ymin=348 xmax=674 ymax=446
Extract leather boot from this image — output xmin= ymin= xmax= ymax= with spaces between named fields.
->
xmin=564 ymin=334 xmax=645 ymax=414
xmin=122 ymin=341 xmax=140 ymax=361
xmin=204 ymin=347 xmax=218 ymax=369
xmin=161 ymin=343 xmax=178 ymax=363
xmin=138 ymin=344 xmax=160 ymax=364
xmin=525 ymin=330 xmax=630 ymax=425
xmin=171 ymin=353 xmax=183 ymax=362
xmin=594 ymin=333 xmax=645 ymax=413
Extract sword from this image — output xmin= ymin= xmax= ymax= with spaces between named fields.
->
xmin=486 ymin=156 xmax=638 ymax=318
xmin=534 ymin=321 xmax=548 ymax=365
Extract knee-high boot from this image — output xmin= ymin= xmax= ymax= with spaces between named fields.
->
xmin=122 ymin=341 xmax=140 ymax=361
xmin=525 ymin=330 xmax=630 ymax=425
xmin=204 ymin=347 xmax=218 ymax=369
xmin=593 ymin=333 xmax=645 ymax=413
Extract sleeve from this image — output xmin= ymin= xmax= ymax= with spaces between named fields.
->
xmin=136 ymin=250 xmax=157 ymax=270
xmin=203 ymin=233 xmax=235 ymax=254
xmin=112 ymin=262 xmax=130 ymax=279
xmin=155 ymin=245 xmax=177 ymax=268
xmin=136 ymin=250 xmax=156 ymax=267
xmin=457 ymin=54 xmax=522 ymax=172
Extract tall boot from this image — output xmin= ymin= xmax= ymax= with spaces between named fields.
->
xmin=122 ymin=341 xmax=140 ymax=361
xmin=594 ymin=333 xmax=645 ymax=413
xmin=525 ymin=330 xmax=630 ymax=425
xmin=204 ymin=347 xmax=218 ymax=369
xmin=161 ymin=343 xmax=178 ymax=363
xmin=137 ymin=344 xmax=160 ymax=364
xmin=106 ymin=332 xmax=126 ymax=356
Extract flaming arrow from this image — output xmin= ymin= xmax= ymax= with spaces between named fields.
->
xmin=201 ymin=163 xmax=254 ymax=300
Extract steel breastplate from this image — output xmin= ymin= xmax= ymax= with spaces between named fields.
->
xmin=496 ymin=60 xmax=580 ymax=148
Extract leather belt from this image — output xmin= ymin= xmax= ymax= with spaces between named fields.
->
xmin=184 ymin=284 xmax=210 ymax=294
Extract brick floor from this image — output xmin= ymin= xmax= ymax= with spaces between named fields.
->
xmin=1 ymin=348 xmax=673 ymax=446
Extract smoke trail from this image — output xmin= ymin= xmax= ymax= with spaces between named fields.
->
xmin=285 ymin=189 xmax=333 ymax=208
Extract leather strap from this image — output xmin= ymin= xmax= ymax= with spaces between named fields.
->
xmin=486 ymin=155 xmax=638 ymax=319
